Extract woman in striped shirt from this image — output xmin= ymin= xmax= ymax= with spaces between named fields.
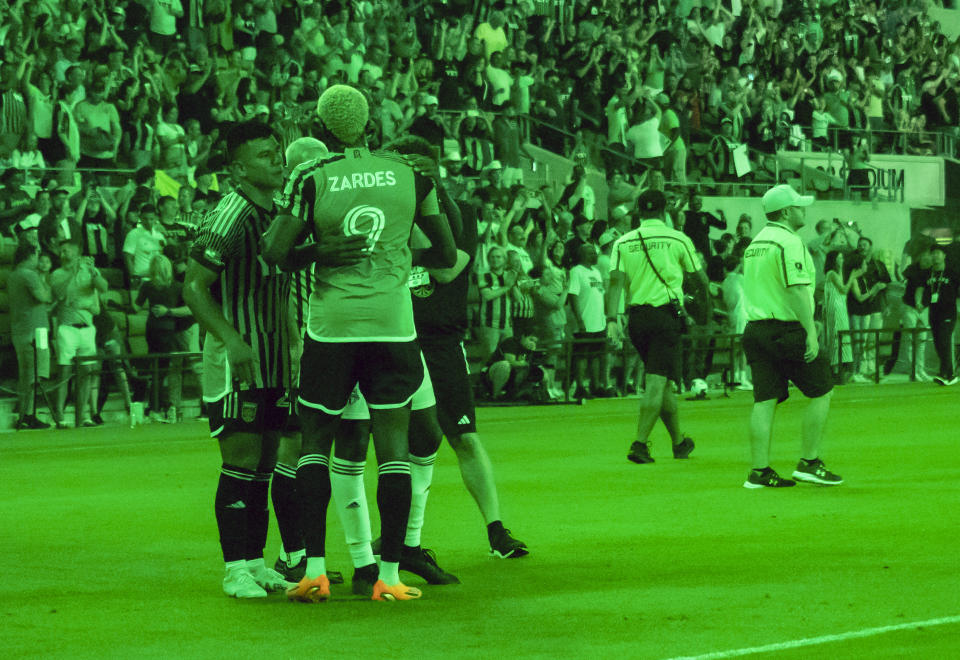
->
xmin=477 ymin=245 xmax=516 ymax=362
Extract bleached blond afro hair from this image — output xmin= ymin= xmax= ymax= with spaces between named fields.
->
xmin=285 ymin=136 xmax=328 ymax=168
xmin=316 ymin=85 xmax=369 ymax=144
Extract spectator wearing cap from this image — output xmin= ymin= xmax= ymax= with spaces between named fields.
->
xmin=659 ymin=93 xmax=687 ymax=184
xmin=74 ymin=80 xmax=122 ymax=171
xmin=439 ymin=150 xmax=469 ymax=200
xmin=707 ymin=117 xmax=741 ymax=187
xmin=456 ymin=104 xmax=495 ymax=175
xmin=606 ymin=190 xmax=707 ymax=465
xmin=409 ymin=94 xmax=445 ymax=148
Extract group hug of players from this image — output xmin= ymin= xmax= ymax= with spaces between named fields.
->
xmin=182 ymin=85 xmax=527 ymax=602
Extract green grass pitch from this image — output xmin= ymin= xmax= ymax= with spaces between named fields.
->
xmin=2 ymin=383 xmax=959 ymax=659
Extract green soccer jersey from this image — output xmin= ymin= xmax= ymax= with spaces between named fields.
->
xmin=279 ymin=148 xmax=440 ymax=342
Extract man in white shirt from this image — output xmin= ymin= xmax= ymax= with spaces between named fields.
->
xmin=123 ymin=203 xmax=165 ymax=282
xmin=568 ymin=244 xmax=611 ymax=398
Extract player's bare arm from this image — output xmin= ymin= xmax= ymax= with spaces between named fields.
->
xmin=183 ymin=258 xmax=257 ymax=385
xmin=263 ymin=214 xmax=367 ymax=271
xmin=413 ymin=210 xmax=457 ymax=269
xmin=407 ymin=154 xmax=463 ymax=239
xmin=427 ymin=249 xmax=471 ymax=283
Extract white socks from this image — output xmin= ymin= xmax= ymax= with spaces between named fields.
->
xmin=330 ymin=457 xmax=375 ymax=568
xmin=379 ymin=561 xmax=400 ymax=586
xmin=305 ymin=556 xmax=326 ymax=579
xmin=405 ymin=452 xmax=437 ymax=548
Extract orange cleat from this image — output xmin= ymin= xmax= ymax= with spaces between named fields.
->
xmin=371 ymin=580 xmax=422 ymax=601
xmin=286 ymin=575 xmax=331 ymax=603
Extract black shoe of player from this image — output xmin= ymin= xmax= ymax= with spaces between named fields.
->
xmin=274 ymin=556 xmax=306 ymax=582
xmin=351 ymin=563 xmax=378 ymax=596
xmin=489 ymin=527 xmax=529 ymax=559
xmin=627 ymin=441 xmax=654 ymax=464
xmin=672 ymin=436 xmax=695 ymax=459
xmin=274 ymin=556 xmax=343 ymax=584
xmin=16 ymin=415 xmax=51 ymax=430
xmin=400 ymin=546 xmax=460 ymax=584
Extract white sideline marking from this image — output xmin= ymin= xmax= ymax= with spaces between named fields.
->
xmin=666 ymin=615 xmax=960 ymax=660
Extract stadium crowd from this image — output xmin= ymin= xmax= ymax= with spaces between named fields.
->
xmin=2 ymin=0 xmax=959 ymax=428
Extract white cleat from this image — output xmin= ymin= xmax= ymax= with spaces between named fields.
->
xmin=223 ymin=569 xmax=268 ymax=598
xmin=249 ymin=566 xmax=293 ymax=593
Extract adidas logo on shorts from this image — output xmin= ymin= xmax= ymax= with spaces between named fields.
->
xmin=457 ymin=415 xmax=471 ymax=425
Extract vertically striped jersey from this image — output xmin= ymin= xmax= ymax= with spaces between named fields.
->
xmin=279 ymin=148 xmax=440 ymax=342
xmin=190 ymin=191 xmax=291 ymax=397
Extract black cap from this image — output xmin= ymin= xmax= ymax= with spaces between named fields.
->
xmin=637 ymin=190 xmax=666 ymax=216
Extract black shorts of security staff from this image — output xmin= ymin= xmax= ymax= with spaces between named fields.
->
xmin=627 ymin=304 xmax=683 ymax=383
xmin=742 ymin=320 xmax=834 ymax=403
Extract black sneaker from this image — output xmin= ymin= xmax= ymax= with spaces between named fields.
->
xmin=16 ymin=416 xmax=51 ymax=430
xmin=273 ymin=556 xmax=306 ymax=582
xmin=400 ymin=546 xmax=460 ymax=584
xmin=273 ymin=556 xmax=343 ymax=584
xmin=743 ymin=468 xmax=796 ymax=489
xmin=489 ymin=527 xmax=528 ymax=558
xmin=792 ymin=459 xmax=843 ymax=486
xmin=91 ymin=414 xmax=105 ymax=426
xmin=672 ymin=436 xmax=695 ymax=459
xmin=627 ymin=441 xmax=654 ymax=464
xmin=351 ymin=563 xmax=378 ymax=596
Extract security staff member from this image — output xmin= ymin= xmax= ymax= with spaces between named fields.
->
xmin=741 ymin=184 xmax=843 ymax=489
xmin=606 ymin=190 xmax=708 ymax=465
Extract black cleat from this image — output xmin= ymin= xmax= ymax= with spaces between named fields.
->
xmin=672 ymin=436 xmax=695 ymax=459
xmin=627 ymin=441 xmax=654 ymax=464
xmin=351 ymin=563 xmax=378 ymax=596
xmin=400 ymin=546 xmax=460 ymax=584
xmin=274 ymin=556 xmax=343 ymax=584
xmin=489 ymin=527 xmax=529 ymax=559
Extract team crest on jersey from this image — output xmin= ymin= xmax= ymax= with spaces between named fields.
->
xmin=408 ymin=266 xmax=434 ymax=297
xmin=240 ymin=401 xmax=258 ymax=423
xmin=795 ymin=261 xmax=804 ymax=271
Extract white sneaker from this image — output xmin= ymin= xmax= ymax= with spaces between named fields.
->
xmin=736 ymin=381 xmax=753 ymax=391
xmin=223 ymin=569 xmax=268 ymax=598
xmin=248 ymin=565 xmax=292 ymax=593
xmin=850 ymin=374 xmax=870 ymax=383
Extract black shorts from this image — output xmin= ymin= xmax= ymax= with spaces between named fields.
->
xmin=420 ymin=335 xmax=477 ymax=437
xmin=572 ymin=331 xmax=606 ymax=358
xmin=298 ymin=337 xmax=424 ymax=414
xmin=207 ymin=387 xmax=290 ymax=438
xmin=627 ymin=304 xmax=683 ymax=383
xmin=742 ymin=320 xmax=834 ymax=403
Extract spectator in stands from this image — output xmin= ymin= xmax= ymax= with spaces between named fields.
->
xmin=9 ymin=242 xmax=53 ymax=430
xmin=823 ymin=250 xmax=862 ymax=383
xmin=682 ymin=192 xmax=726 ymax=259
xmin=845 ymin=248 xmax=888 ymax=382
xmin=483 ymin=330 xmax=542 ymax=401
xmin=123 ymin=202 xmax=165 ymax=286
xmin=135 ymin=254 xmax=192 ymax=421
xmin=477 ymin=244 xmax=516 ymax=362
xmin=74 ymin=80 xmax=121 ymax=174
xmin=567 ymin=243 xmax=610 ymax=399
xmin=50 ymin=240 xmax=108 ymax=428
xmin=75 ymin=182 xmax=116 ymax=268
xmin=0 ymin=60 xmax=28 ymax=160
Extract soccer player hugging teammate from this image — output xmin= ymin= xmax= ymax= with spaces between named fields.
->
xmin=263 ymin=85 xmax=456 ymax=602
xmin=183 ymin=121 xmax=298 ymax=599
xmin=392 ymin=135 xmax=529 ymax=561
